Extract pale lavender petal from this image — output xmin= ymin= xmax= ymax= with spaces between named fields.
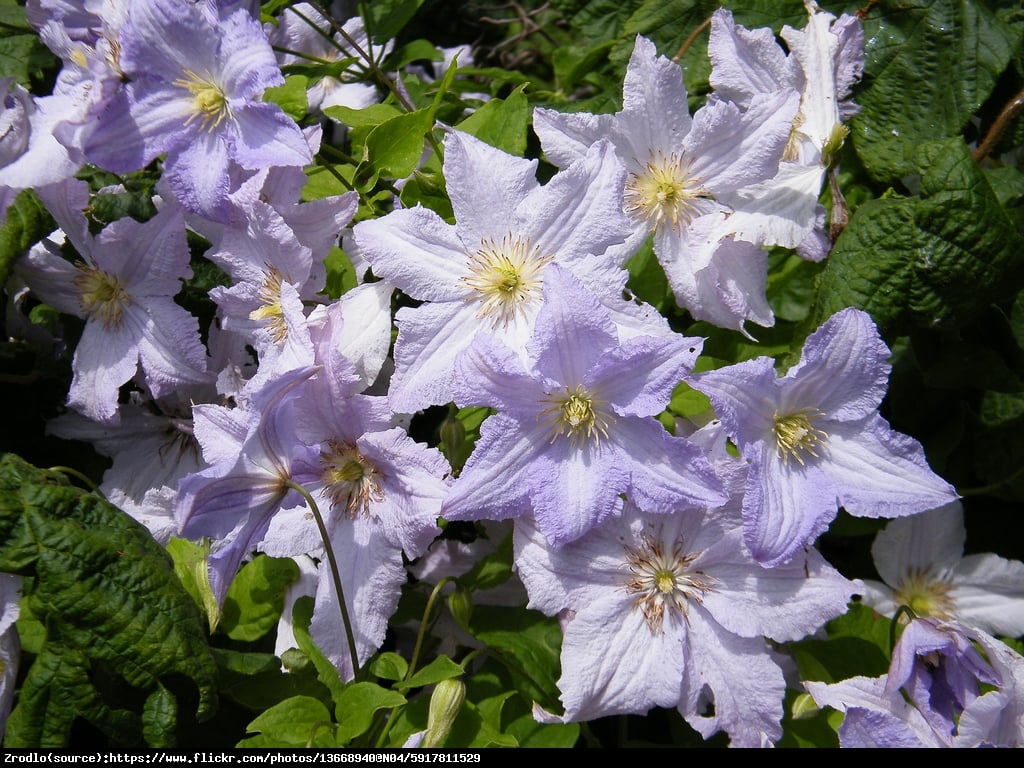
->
xmin=782 ymin=307 xmax=891 ymax=421
xmin=680 ymin=610 xmax=787 ymax=747
xmin=691 ymin=356 xmax=780 ymax=446
xmin=708 ymin=8 xmax=797 ymax=106
xmin=68 ymin=320 xmax=139 ymax=424
xmin=191 ymin=403 xmax=250 ymax=465
xmin=443 ymin=130 xmax=540 ymax=240
xmin=686 ymin=89 xmax=799 ymax=194
xmin=588 ymin=334 xmax=701 ymax=417
xmin=82 ymin=86 xmax=191 ymax=173
xmin=620 ymin=35 xmax=692 ymax=150
xmin=95 ymin=205 xmax=190 ymax=292
xmin=530 ymin=264 xmax=616 ymax=386
xmin=529 ymin=439 xmax=628 ymax=545
xmin=352 ymin=205 xmax=467 ymax=301
xmin=951 ymin=554 xmax=1024 ymax=637
xmin=532 ymin=106 xmax=613 ymax=168
xmin=870 ymin=501 xmax=965 ymax=588
xmin=165 ymin=129 xmax=231 ymax=219
xmin=131 ymin=301 xmax=210 ymax=397
xmin=358 ymin=428 xmax=447 ymax=557
xmin=701 ymin=529 xmax=859 ymax=641
xmin=440 ymin=414 xmax=538 ymax=523
xmin=615 ymin=419 xmax=726 ymax=515
xmin=388 ymin=301 xmax=481 ymax=413
xmin=719 ymin=162 xmax=825 ymax=250
xmin=229 ymin=103 xmax=311 ymax=169
xmin=743 ymin=446 xmax=838 ymax=567
xmin=824 ymin=416 xmax=959 ymax=519
xmin=14 ymin=238 xmax=85 ymax=317
xmin=453 ymin=332 xmax=545 ymax=417
xmin=519 ymin=139 xmax=630 ymax=265
xmin=311 ymin=517 xmax=407 ymax=681
xmin=557 ymin=590 xmax=686 ymax=722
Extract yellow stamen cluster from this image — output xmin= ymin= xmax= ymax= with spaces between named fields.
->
xmin=772 ymin=408 xmax=828 ymax=466
xmin=249 ymin=267 xmax=288 ymax=345
xmin=893 ymin=566 xmax=956 ymax=621
xmin=74 ymin=264 xmax=131 ymax=329
xmin=174 ymin=69 xmax=230 ymax=132
xmin=461 ymin=234 xmax=552 ymax=328
xmin=320 ymin=440 xmax=384 ymax=518
xmin=539 ymin=384 xmax=613 ymax=449
xmin=624 ymin=531 xmax=715 ymax=633
xmin=624 ymin=149 xmax=707 ymax=232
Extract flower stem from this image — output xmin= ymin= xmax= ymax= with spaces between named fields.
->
xmin=49 ymin=466 xmax=106 ymax=500
xmin=285 ymin=480 xmax=361 ymax=681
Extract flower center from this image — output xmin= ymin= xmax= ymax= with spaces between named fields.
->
xmin=174 ymin=69 xmax=230 ymax=132
xmin=624 ymin=150 xmax=708 ymax=232
xmin=539 ymin=384 xmax=614 ymax=449
xmin=624 ymin=530 xmax=715 ymax=633
xmin=74 ymin=264 xmax=130 ymax=329
xmin=461 ymin=234 xmax=552 ymax=329
xmin=772 ymin=408 xmax=828 ymax=466
xmin=320 ymin=440 xmax=384 ymax=518
xmin=893 ymin=566 xmax=956 ymax=621
xmin=249 ymin=267 xmax=289 ymax=345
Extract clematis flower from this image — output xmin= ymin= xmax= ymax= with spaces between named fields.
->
xmin=708 ymin=3 xmax=864 ymax=259
xmin=14 ymin=178 xmax=210 ymax=424
xmin=79 ymin=0 xmax=311 ymax=221
xmin=861 ymin=501 xmax=1024 ymax=638
xmin=805 ymin=616 xmax=1024 ymax=747
xmin=270 ymin=3 xmax=389 ymax=114
xmin=440 ymin=264 xmax=725 ymax=546
xmin=533 ymin=34 xmax=800 ymax=334
xmin=175 ymin=366 xmax=322 ymax=605
xmin=352 ymin=128 xmax=669 ymax=414
xmin=690 ymin=307 xmax=959 ymax=567
xmin=516 ymin=485 xmax=861 ymax=746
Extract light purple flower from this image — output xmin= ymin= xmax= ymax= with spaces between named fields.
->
xmin=79 ymin=0 xmax=311 ymax=220
xmin=14 ymin=178 xmax=210 ymax=424
xmin=533 ymin=34 xmax=800 ymax=334
xmin=352 ymin=128 xmax=668 ymax=414
xmin=175 ymin=366 xmax=321 ymax=605
xmin=806 ymin=616 xmax=1024 ymax=747
xmin=691 ymin=307 xmax=959 ymax=567
xmin=441 ymin=264 xmax=725 ymax=546
xmin=516 ymin=491 xmax=860 ymax=746
xmin=862 ymin=501 xmax=1024 ymax=638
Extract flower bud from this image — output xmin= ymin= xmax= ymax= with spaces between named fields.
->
xmin=420 ymin=678 xmax=466 ymax=748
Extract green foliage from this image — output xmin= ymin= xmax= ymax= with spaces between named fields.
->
xmin=0 ymin=190 xmax=55 ymax=288
xmin=853 ymin=0 xmax=1024 ymax=182
xmin=220 ymin=555 xmax=300 ymax=642
xmin=809 ymin=139 xmax=1024 ymax=338
xmin=0 ymin=454 xmax=217 ymax=747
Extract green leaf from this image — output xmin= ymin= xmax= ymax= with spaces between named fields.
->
xmin=0 ymin=454 xmax=218 ymax=747
xmin=142 ymin=685 xmax=178 ymax=748
xmin=212 ymin=648 xmax=331 ymax=712
xmin=322 ymin=103 xmax=403 ymax=129
xmin=361 ymin=107 xmax=435 ymax=186
xmin=264 ymin=75 xmax=309 ymax=121
xmin=0 ymin=0 xmax=54 ymax=84
xmin=853 ymin=0 xmax=1023 ymax=182
xmin=290 ymin=596 xmax=347 ymax=706
xmin=790 ymin=603 xmax=892 ymax=685
xmin=166 ymin=537 xmax=218 ymax=632
xmin=220 ymin=554 xmax=299 ymax=642
xmin=456 ymin=529 xmax=513 ymax=593
xmin=4 ymin=641 xmax=141 ymax=748
xmin=0 ymin=189 xmax=56 ymax=288
xmin=333 ymin=682 xmax=406 ymax=744
xmin=447 ymin=693 xmax=518 ymax=748
xmin=396 ymin=655 xmax=464 ymax=690
xmin=464 ymin=605 xmax=563 ymax=711
xmin=238 ymin=696 xmax=337 ymax=748
xmin=809 ymin=139 xmax=1024 ymax=337
xmin=366 ymin=651 xmax=408 ymax=682
xmin=364 ymin=0 xmax=425 ymax=43
xmin=454 ymin=87 xmax=531 ymax=157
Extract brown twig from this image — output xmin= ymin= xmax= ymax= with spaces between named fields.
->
xmin=973 ymin=87 xmax=1024 ymax=163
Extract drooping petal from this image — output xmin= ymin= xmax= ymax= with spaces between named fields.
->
xmin=870 ymin=501 xmax=965 ymax=588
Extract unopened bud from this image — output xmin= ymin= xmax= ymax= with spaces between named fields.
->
xmin=420 ymin=678 xmax=466 ymax=748
xmin=447 ymin=588 xmax=473 ymax=630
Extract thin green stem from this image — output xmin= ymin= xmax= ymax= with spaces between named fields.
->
xmin=285 ymin=480 xmax=361 ymax=681
xmin=890 ymin=604 xmax=918 ymax=655
xmin=49 ymin=466 xmax=107 ymax=500
xmin=406 ymin=577 xmax=455 ymax=682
